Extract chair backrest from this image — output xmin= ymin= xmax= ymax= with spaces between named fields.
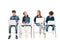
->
xmin=48 ymin=21 xmax=55 ymax=25
xmin=36 ymin=18 xmax=45 ymax=24
xmin=8 ymin=20 xmax=17 ymax=25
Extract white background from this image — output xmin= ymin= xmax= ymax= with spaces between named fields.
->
xmin=0 ymin=0 xmax=60 ymax=40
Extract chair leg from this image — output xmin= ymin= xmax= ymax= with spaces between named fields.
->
xmin=19 ymin=26 xmax=22 ymax=38
xmin=55 ymin=29 xmax=56 ymax=38
xmin=33 ymin=28 xmax=35 ymax=38
xmin=43 ymin=30 xmax=46 ymax=38
xmin=33 ymin=25 xmax=35 ymax=38
xmin=43 ymin=27 xmax=46 ymax=38
xmin=31 ymin=26 xmax=32 ymax=38
xmin=52 ymin=28 xmax=56 ymax=38
xmin=25 ymin=26 xmax=29 ymax=38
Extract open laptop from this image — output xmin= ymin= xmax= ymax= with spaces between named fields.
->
xmin=36 ymin=18 xmax=44 ymax=24
xmin=48 ymin=21 xmax=55 ymax=25
xmin=8 ymin=20 xmax=17 ymax=25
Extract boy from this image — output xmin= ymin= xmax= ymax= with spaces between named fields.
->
xmin=46 ymin=11 xmax=56 ymax=32
xmin=8 ymin=10 xmax=20 ymax=39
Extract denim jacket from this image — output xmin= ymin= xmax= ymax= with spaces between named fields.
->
xmin=46 ymin=16 xmax=55 ymax=23
xmin=10 ymin=15 xmax=20 ymax=22
xmin=22 ymin=16 xmax=30 ymax=23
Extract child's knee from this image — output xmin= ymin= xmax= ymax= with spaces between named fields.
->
xmin=52 ymin=25 xmax=55 ymax=31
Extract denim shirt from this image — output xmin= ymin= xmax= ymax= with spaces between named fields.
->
xmin=10 ymin=15 xmax=20 ymax=22
xmin=22 ymin=16 xmax=30 ymax=23
xmin=46 ymin=16 xmax=55 ymax=23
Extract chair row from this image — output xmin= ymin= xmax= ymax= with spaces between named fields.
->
xmin=8 ymin=10 xmax=56 ymax=39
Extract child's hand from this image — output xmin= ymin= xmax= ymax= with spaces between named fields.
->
xmin=24 ymin=22 xmax=29 ymax=24
xmin=16 ymin=22 xmax=19 ymax=24
xmin=26 ymin=22 xmax=29 ymax=24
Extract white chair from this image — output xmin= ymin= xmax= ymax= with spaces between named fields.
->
xmin=46 ymin=21 xmax=56 ymax=37
xmin=33 ymin=17 xmax=46 ymax=38
xmin=19 ymin=20 xmax=32 ymax=38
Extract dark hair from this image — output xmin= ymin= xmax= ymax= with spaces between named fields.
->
xmin=12 ymin=10 xmax=16 ymax=13
xmin=49 ymin=11 xmax=54 ymax=15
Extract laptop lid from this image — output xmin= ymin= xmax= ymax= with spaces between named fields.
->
xmin=8 ymin=20 xmax=17 ymax=25
xmin=36 ymin=18 xmax=44 ymax=23
xmin=48 ymin=21 xmax=55 ymax=25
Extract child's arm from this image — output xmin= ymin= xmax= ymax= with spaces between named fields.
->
xmin=22 ymin=17 xmax=24 ymax=23
xmin=34 ymin=17 xmax=36 ymax=24
xmin=46 ymin=16 xmax=48 ymax=23
xmin=10 ymin=16 xmax=12 ymax=20
xmin=28 ymin=17 xmax=30 ymax=23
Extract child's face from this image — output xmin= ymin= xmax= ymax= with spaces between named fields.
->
xmin=24 ymin=12 xmax=28 ymax=16
xmin=49 ymin=14 xmax=53 ymax=17
xmin=12 ymin=12 xmax=16 ymax=16
xmin=37 ymin=11 xmax=40 ymax=16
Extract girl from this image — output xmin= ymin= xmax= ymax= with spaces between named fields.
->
xmin=22 ymin=11 xmax=30 ymax=37
xmin=34 ymin=10 xmax=45 ymax=35
xmin=22 ymin=11 xmax=30 ymax=24
xmin=34 ymin=10 xmax=42 ymax=23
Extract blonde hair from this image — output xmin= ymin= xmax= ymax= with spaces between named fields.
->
xmin=37 ymin=10 xmax=41 ymax=16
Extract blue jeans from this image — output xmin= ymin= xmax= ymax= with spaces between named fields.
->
xmin=9 ymin=24 xmax=18 ymax=34
xmin=46 ymin=25 xmax=56 ymax=32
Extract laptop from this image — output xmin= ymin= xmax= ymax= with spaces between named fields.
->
xmin=36 ymin=18 xmax=44 ymax=23
xmin=8 ymin=20 xmax=17 ymax=25
xmin=48 ymin=21 xmax=55 ymax=25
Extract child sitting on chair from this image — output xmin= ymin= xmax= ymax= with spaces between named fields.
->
xmin=46 ymin=11 xmax=56 ymax=32
xmin=22 ymin=11 xmax=30 ymax=37
xmin=8 ymin=10 xmax=20 ymax=39
xmin=34 ymin=10 xmax=44 ymax=34
xmin=34 ymin=10 xmax=42 ymax=24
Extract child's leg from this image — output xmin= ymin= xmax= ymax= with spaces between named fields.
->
xmin=8 ymin=25 xmax=12 ymax=39
xmin=40 ymin=23 xmax=43 ymax=34
xmin=39 ymin=27 xmax=42 ymax=34
xmin=15 ymin=24 xmax=18 ymax=34
xmin=52 ymin=25 xmax=56 ymax=36
xmin=9 ymin=25 xmax=12 ymax=34
xmin=15 ymin=24 xmax=18 ymax=39
xmin=46 ymin=25 xmax=49 ymax=32
xmin=52 ymin=25 xmax=56 ymax=31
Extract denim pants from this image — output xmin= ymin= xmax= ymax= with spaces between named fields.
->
xmin=36 ymin=23 xmax=44 ymax=33
xmin=9 ymin=24 xmax=18 ymax=34
xmin=46 ymin=25 xmax=56 ymax=32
